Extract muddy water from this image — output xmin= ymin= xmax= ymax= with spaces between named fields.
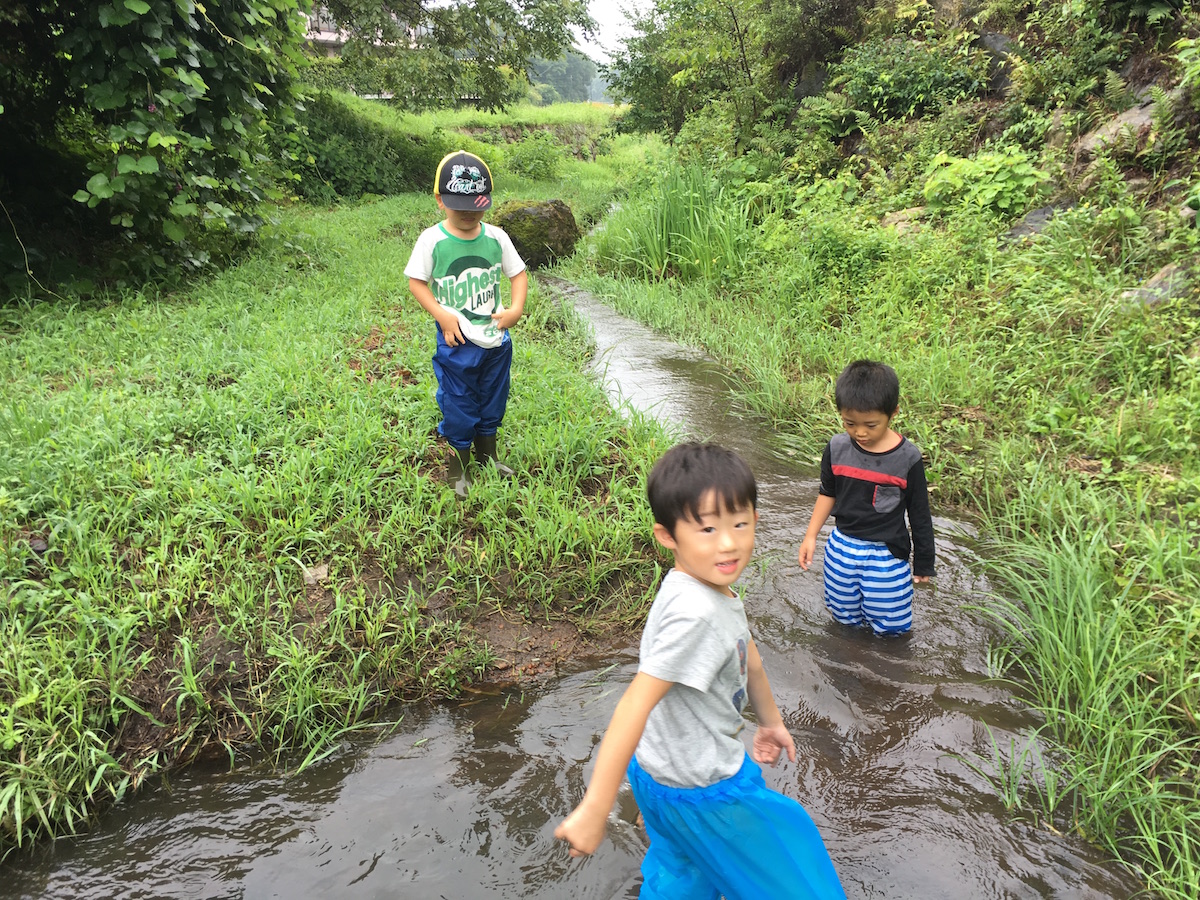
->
xmin=3 ymin=281 xmax=1143 ymax=900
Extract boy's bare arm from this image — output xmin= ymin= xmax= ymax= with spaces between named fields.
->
xmin=798 ymin=494 xmax=836 ymax=569
xmin=408 ymin=276 xmax=465 ymax=346
xmin=492 ymin=269 xmax=527 ymax=331
xmin=745 ymin=639 xmax=796 ymax=767
xmin=555 ymin=671 xmax=672 ymax=857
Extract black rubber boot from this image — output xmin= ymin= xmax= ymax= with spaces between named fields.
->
xmin=446 ymin=445 xmax=473 ymax=499
xmin=473 ymin=433 xmax=516 ymax=479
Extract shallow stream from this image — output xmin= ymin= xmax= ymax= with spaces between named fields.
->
xmin=3 ymin=280 xmax=1143 ymax=899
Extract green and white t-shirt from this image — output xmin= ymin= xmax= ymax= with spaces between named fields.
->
xmin=404 ymin=222 xmax=526 ymax=349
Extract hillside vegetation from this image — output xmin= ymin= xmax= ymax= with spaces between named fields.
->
xmin=2 ymin=0 xmax=1199 ymax=895
xmin=576 ymin=1 xmax=1200 ymax=897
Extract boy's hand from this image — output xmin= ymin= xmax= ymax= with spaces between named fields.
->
xmin=555 ymin=803 xmax=608 ymax=857
xmin=491 ymin=307 xmax=521 ymax=331
xmin=752 ymin=722 xmax=797 ymax=767
xmin=437 ymin=310 xmax=466 ymax=346
xmin=798 ymin=537 xmax=817 ymax=570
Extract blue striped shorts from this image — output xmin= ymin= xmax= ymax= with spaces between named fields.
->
xmin=821 ymin=527 xmax=914 ymax=634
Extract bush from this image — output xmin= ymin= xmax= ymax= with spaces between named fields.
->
xmin=504 ymin=130 xmax=566 ymax=180
xmin=284 ymin=93 xmax=450 ymax=203
xmin=1007 ymin=3 xmax=1123 ymax=110
xmin=923 ymin=149 xmax=1050 ymax=218
xmin=298 ymin=56 xmax=389 ymax=96
xmin=832 ymin=33 xmax=989 ymax=119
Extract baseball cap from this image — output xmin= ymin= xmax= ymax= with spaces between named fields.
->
xmin=435 ymin=150 xmax=493 ymax=211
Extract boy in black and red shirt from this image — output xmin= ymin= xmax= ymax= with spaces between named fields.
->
xmin=798 ymin=360 xmax=935 ymax=634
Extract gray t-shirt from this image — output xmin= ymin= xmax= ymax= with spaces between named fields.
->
xmin=635 ymin=569 xmax=751 ymax=788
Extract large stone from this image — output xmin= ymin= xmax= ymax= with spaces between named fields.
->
xmin=977 ymin=31 xmax=1016 ymax=95
xmin=1075 ymin=88 xmax=1181 ymax=161
xmin=491 ymin=199 xmax=581 ymax=269
xmin=1120 ymin=261 xmax=1195 ymax=310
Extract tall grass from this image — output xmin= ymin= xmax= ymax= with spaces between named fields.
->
xmin=975 ymin=474 xmax=1199 ymax=900
xmin=589 ymin=163 xmax=759 ymax=282
xmin=0 ymin=153 xmax=666 ymax=855
xmin=562 ymin=156 xmax=1200 ymax=897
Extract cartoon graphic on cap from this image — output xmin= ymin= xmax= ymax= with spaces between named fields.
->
xmin=447 ymin=165 xmax=487 ymax=195
xmin=436 ymin=151 xmax=493 ymax=210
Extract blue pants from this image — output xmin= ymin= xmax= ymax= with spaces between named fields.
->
xmin=627 ymin=755 xmax=846 ymax=900
xmin=822 ymin=527 xmax=914 ymax=634
xmin=432 ymin=331 xmax=512 ymax=449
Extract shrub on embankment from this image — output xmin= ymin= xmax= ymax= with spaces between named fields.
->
xmin=282 ymin=91 xmax=452 ymax=203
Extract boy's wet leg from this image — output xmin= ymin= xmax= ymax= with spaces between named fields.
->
xmin=474 ymin=432 xmax=515 ymax=479
xmin=445 ymin=443 xmax=473 ymax=499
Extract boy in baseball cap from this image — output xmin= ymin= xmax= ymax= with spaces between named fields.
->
xmin=404 ymin=151 xmax=528 ymax=499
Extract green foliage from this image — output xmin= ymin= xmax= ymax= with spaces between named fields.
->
xmin=318 ymin=0 xmax=593 ymax=112
xmin=1007 ymin=1 xmax=1125 ymax=110
xmin=0 ymin=0 xmax=308 ymax=272
xmin=284 ymin=92 xmax=449 ymax=203
xmin=973 ymin=0 xmax=1035 ymax=31
xmin=587 ymin=162 xmax=757 ymax=283
xmin=793 ymin=92 xmax=875 ymax=143
xmin=1174 ymin=33 xmax=1200 ymax=108
xmin=759 ymin=0 xmax=870 ymax=90
xmin=923 ymin=149 xmax=1050 ymax=217
xmin=1102 ymin=0 xmax=1189 ymax=29
xmin=504 ymin=130 xmax=566 ymax=180
xmin=602 ymin=2 xmax=717 ymax=138
xmin=831 ymin=31 xmax=990 ymax=120
xmin=976 ymin=483 xmax=1200 ymax=900
xmin=528 ymin=51 xmax=597 ymax=105
xmin=298 ymin=53 xmax=391 ymax=96
xmin=604 ymin=0 xmax=789 ymax=148
xmin=1105 ymin=85 xmax=1191 ymax=174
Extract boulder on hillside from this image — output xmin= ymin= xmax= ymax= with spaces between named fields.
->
xmin=1120 ymin=260 xmax=1196 ymax=310
xmin=977 ymin=32 xmax=1016 ymax=95
xmin=1075 ymin=88 xmax=1181 ymax=161
xmin=492 ymin=199 xmax=581 ymax=269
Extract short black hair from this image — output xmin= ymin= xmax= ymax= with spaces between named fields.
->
xmin=646 ymin=442 xmax=757 ymax=536
xmin=835 ymin=360 xmax=900 ymax=415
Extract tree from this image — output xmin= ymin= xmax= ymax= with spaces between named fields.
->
xmin=603 ymin=0 xmax=774 ymax=144
xmin=0 ymin=0 xmax=309 ymax=271
xmin=0 ymin=0 xmax=592 ymax=280
xmin=317 ymin=0 xmax=595 ymax=110
xmin=530 ymin=50 xmax=597 ymax=104
xmin=602 ymin=4 xmax=696 ymax=136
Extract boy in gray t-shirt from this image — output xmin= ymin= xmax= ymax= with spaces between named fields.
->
xmin=556 ymin=443 xmax=845 ymax=899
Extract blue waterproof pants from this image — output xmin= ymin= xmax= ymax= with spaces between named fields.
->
xmin=627 ymin=755 xmax=846 ymax=900
xmin=432 ymin=331 xmax=512 ymax=449
xmin=822 ymin=527 xmax=914 ymax=634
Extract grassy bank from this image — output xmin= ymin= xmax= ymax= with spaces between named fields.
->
xmin=0 ymin=150 xmax=668 ymax=856
xmin=561 ymin=161 xmax=1200 ymax=898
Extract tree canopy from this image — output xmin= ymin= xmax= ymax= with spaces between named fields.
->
xmin=0 ymin=0 xmax=592 ymax=278
xmin=1 ymin=0 xmax=309 ymax=272
xmin=318 ymin=0 xmax=594 ymax=110
xmin=529 ymin=50 xmax=597 ymax=104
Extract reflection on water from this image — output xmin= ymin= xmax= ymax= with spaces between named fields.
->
xmin=0 ymin=280 xmax=1144 ymax=900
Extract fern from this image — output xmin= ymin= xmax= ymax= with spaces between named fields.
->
xmin=1140 ymin=84 xmax=1186 ymax=171
xmin=1102 ymin=70 xmax=1135 ymax=114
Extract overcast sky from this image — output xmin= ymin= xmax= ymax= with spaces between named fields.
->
xmin=574 ymin=1 xmax=648 ymax=62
